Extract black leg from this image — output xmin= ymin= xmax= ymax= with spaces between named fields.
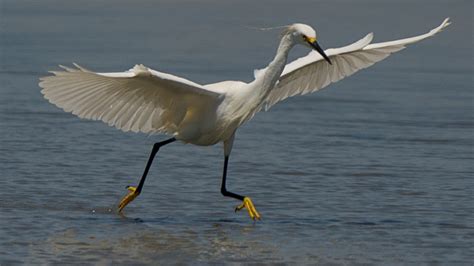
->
xmin=134 ymin=137 xmax=176 ymax=194
xmin=220 ymin=156 xmax=244 ymax=201
xmin=118 ymin=137 xmax=176 ymax=212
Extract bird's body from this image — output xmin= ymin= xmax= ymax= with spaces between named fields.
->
xmin=39 ymin=19 xmax=450 ymax=220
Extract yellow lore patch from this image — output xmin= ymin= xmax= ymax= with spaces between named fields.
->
xmin=306 ymin=36 xmax=316 ymax=43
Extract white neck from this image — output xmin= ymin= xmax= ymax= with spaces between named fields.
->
xmin=241 ymin=33 xmax=295 ymax=112
xmin=254 ymin=33 xmax=295 ymax=94
xmin=224 ymin=33 xmax=296 ymax=126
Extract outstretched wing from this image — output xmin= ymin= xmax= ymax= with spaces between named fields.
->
xmin=263 ymin=18 xmax=451 ymax=110
xmin=39 ymin=64 xmax=222 ymax=134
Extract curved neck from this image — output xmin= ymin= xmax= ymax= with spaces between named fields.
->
xmin=226 ymin=33 xmax=295 ymax=125
xmin=255 ymin=34 xmax=295 ymax=90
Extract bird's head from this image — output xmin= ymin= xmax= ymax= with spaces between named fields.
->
xmin=287 ymin=23 xmax=332 ymax=65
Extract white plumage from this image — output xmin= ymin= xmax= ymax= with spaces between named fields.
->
xmin=264 ymin=18 xmax=451 ymax=110
xmin=39 ymin=18 xmax=450 ymax=218
xmin=40 ymin=18 xmax=450 ymax=148
xmin=41 ymin=64 xmax=220 ymax=137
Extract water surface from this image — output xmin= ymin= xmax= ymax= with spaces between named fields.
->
xmin=0 ymin=0 xmax=473 ymax=264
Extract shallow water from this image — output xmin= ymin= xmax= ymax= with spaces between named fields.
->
xmin=1 ymin=0 xmax=473 ymax=264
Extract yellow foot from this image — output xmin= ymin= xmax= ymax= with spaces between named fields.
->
xmin=118 ymin=186 xmax=140 ymax=212
xmin=235 ymin=197 xmax=261 ymax=221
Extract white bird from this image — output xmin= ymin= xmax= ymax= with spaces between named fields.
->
xmin=39 ymin=18 xmax=450 ymax=220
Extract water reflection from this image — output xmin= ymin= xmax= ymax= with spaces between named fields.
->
xmin=27 ymin=213 xmax=286 ymax=264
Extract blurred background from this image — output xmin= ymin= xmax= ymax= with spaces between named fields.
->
xmin=0 ymin=0 xmax=472 ymax=264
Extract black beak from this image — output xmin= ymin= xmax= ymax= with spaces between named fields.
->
xmin=309 ymin=41 xmax=332 ymax=65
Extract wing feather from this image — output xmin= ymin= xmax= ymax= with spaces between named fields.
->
xmin=263 ymin=18 xmax=450 ymax=110
xmin=39 ymin=64 xmax=222 ymax=134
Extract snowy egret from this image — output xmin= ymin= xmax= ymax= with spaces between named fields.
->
xmin=39 ymin=18 xmax=450 ymax=220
